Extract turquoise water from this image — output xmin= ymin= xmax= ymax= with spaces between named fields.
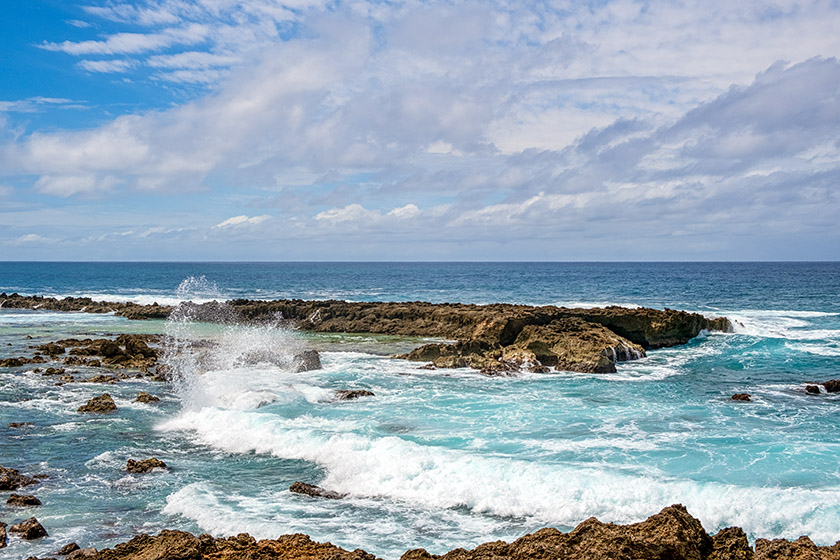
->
xmin=1 ymin=263 xmax=839 ymax=558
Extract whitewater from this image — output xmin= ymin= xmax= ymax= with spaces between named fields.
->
xmin=1 ymin=262 xmax=839 ymax=559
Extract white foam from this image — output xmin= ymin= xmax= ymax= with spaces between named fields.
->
xmin=726 ymin=309 xmax=840 ymax=341
xmin=786 ymin=342 xmax=840 ymax=357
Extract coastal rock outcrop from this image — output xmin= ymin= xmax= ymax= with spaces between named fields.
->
xmin=58 ymin=542 xmax=81 ymax=555
xmin=822 ymin=380 xmax=840 ymax=393
xmin=335 ymin=390 xmax=375 ymax=400
xmin=126 ymin=458 xmax=167 ymax=473
xmin=135 ymin=392 xmax=160 ymax=403
xmin=9 ymin=517 xmax=48 ymax=540
xmin=289 ymin=481 xmax=347 ymax=500
xmin=0 ymin=522 xmax=6 ymax=548
xmin=7 ymin=493 xmax=42 ymax=506
xmin=754 ymin=536 xmax=840 ymax=559
xmin=292 ymin=349 xmax=322 ymax=372
xmin=77 ymin=394 xmax=117 ymax=413
xmin=731 ymin=394 xmax=752 ymax=402
xmin=0 ymin=466 xmax=40 ymax=491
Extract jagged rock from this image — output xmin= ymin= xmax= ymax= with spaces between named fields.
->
xmin=731 ymin=393 xmax=752 ymax=402
xmin=80 ymin=375 xmax=120 ymax=384
xmin=417 ymin=363 xmax=436 ymax=370
xmin=9 ymin=517 xmax=48 ymax=539
xmin=0 ymin=466 xmax=40 ymax=490
xmin=709 ymin=527 xmax=754 ymax=560
xmin=78 ymin=394 xmax=117 ymax=413
xmin=292 ymin=350 xmax=322 ymax=372
xmin=7 ymin=493 xmax=42 ymax=506
xmin=289 ymin=481 xmax=346 ymax=500
xmin=805 ymin=385 xmax=821 ymax=395
xmin=126 ymin=458 xmax=167 ymax=473
xmin=0 ymin=521 xmax=6 ymax=548
xmin=42 ymin=367 xmax=66 ymax=376
xmin=9 ymin=422 xmax=34 ymax=428
xmin=822 ymin=380 xmax=840 ymax=393
xmin=58 ymin=543 xmax=80 ymax=555
xmin=36 ymin=343 xmax=65 ymax=356
xmin=89 ymin=530 xmax=374 ymax=560
xmin=0 ymin=357 xmax=25 ymax=367
xmin=135 ymin=392 xmax=160 ymax=403
xmin=335 ymin=389 xmax=375 ymax=400
xmin=754 ymin=535 xmax=840 ymax=559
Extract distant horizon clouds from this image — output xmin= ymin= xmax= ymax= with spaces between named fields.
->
xmin=1 ymin=1 xmax=839 ymax=261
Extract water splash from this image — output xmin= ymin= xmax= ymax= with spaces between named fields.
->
xmin=176 ymin=275 xmax=223 ymax=301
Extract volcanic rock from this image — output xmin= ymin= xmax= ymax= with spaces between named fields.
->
xmin=806 ymin=385 xmax=822 ymax=395
xmin=731 ymin=393 xmax=752 ymax=402
xmin=58 ymin=543 xmax=81 ymax=555
xmin=66 ymin=548 xmax=97 ymax=559
xmin=0 ymin=466 xmax=40 ymax=490
xmin=292 ymin=349 xmax=322 ymax=372
xmin=126 ymin=458 xmax=167 ymax=473
xmin=0 ymin=522 xmax=5 ymax=548
xmin=78 ymin=394 xmax=117 ymax=413
xmin=754 ymin=535 xmax=840 ymax=559
xmin=135 ymin=392 xmax=160 ymax=403
xmin=335 ymin=390 xmax=375 ymax=400
xmin=709 ymin=527 xmax=753 ymax=560
xmin=9 ymin=517 xmax=48 ymax=540
xmin=289 ymin=481 xmax=346 ymax=500
xmin=7 ymin=493 xmax=42 ymax=506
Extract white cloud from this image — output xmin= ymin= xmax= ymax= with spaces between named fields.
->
xmin=78 ymin=59 xmax=135 ymax=73
xmin=40 ymin=24 xmax=209 ymax=55
xmin=12 ymin=233 xmax=52 ymax=245
xmin=214 ymin=214 xmax=271 ymax=228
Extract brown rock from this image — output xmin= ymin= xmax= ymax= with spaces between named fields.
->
xmin=78 ymin=394 xmax=117 ymax=413
xmin=335 ymin=390 xmax=375 ymax=401
xmin=9 ymin=517 xmax=48 ymax=539
xmin=66 ymin=548 xmax=97 ymax=559
xmin=709 ymin=527 xmax=754 ymax=560
xmin=58 ymin=542 xmax=80 ymax=555
xmin=0 ymin=521 xmax=5 ymax=549
xmin=731 ymin=393 xmax=752 ymax=402
xmin=805 ymin=385 xmax=822 ymax=395
xmin=135 ymin=392 xmax=160 ymax=403
xmin=126 ymin=458 xmax=167 ymax=473
xmin=7 ymin=493 xmax=42 ymax=506
xmin=9 ymin=422 xmax=34 ymax=428
xmin=822 ymin=380 xmax=840 ymax=393
xmin=0 ymin=466 xmax=40 ymax=490
xmin=289 ymin=481 xmax=347 ymax=500
xmin=754 ymin=535 xmax=840 ymax=559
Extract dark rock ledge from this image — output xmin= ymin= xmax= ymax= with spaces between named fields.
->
xmin=1 ymin=294 xmax=731 ymax=375
xmin=55 ymin=505 xmax=840 ymax=560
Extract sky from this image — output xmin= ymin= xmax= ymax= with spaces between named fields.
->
xmin=1 ymin=0 xmax=839 ymax=261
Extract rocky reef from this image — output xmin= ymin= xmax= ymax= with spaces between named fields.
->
xmin=0 ymin=294 xmax=731 ymax=374
xmin=62 ymin=505 xmax=840 ymax=560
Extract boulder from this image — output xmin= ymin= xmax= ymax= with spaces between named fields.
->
xmin=7 ymin=493 xmax=42 ymax=506
xmin=58 ymin=543 xmax=80 ymax=555
xmin=126 ymin=458 xmax=167 ymax=473
xmin=78 ymin=394 xmax=117 ymax=413
xmin=0 ymin=522 xmax=5 ymax=548
xmin=805 ymin=385 xmax=822 ymax=395
xmin=66 ymin=548 xmax=97 ymax=559
xmin=9 ymin=517 xmax=48 ymax=540
xmin=0 ymin=466 xmax=40 ymax=490
xmin=8 ymin=422 xmax=34 ymax=429
xmin=335 ymin=390 xmax=375 ymax=401
xmin=822 ymin=380 xmax=840 ymax=393
xmin=709 ymin=527 xmax=753 ymax=560
xmin=731 ymin=394 xmax=752 ymax=402
xmin=135 ymin=392 xmax=160 ymax=403
xmin=292 ymin=350 xmax=322 ymax=372
xmin=289 ymin=481 xmax=346 ymax=500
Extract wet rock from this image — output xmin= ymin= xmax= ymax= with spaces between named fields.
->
xmin=66 ymin=548 xmax=97 ymax=559
xmin=822 ymin=379 xmax=840 ymax=393
xmin=58 ymin=543 xmax=80 ymax=555
xmin=0 ymin=522 xmax=5 ymax=548
xmin=0 ymin=357 xmax=25 ymax=367
xmin=9 ymin=517 xmax=48 ymax=539
xmin=135 ymin=392 xmax=160 ymax=403
xmin=77 ymin=394 xmax=117 ymax=413
xmin=42 ymin=367 xmax=66 ymax=376
xmin=9 ymin=422 xmax=34 ymax=428
xmin=731 ymin=393 xmax=752 ymax=402
xmin=0 ymin=466 xmax=40 ymax=490
xmin=805 ymin=385 xmax=822 ymax=395
xmin=36 ymin=343 xmax=65 ymax=356
xmin=289 ymin=481 xmax=347 ymax=500
xmin=80 ymin=374 xmax=120 ymax=384
xmin=292 ymin=349 xmax=322 ymax=372
xmin=417 ymin=363 xmax=436 ymax=370
xmin=7 ymin=493 xmax=42 ymax=506
xmin=126 ymin=458 xmax=167 ymax=473
xmin=335 ymin=389 xmax=375 ymax=401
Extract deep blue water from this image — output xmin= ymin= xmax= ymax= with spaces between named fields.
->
xmin=1 ymin=262 xmax=839 ymax=558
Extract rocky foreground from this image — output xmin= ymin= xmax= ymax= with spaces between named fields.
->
xmin=0 ymin=294 xmax=731 ymax=374
xmin=40 ymin=505 xmax=840 ymax=560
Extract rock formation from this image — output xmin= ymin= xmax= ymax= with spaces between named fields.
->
xmin=135 ymin=392 xmax=160 ymax=403
xmin=0 ymin=466 xmax=40 ymax=491
xmin=7 ymin=493 xmax=42 ymax=506
xmin=731 ymin=394 xmax=752 ymax=402
xmin=77 ymin=394 xmax=117 ymax=413
xmin=126 ymin=458 xmax=167 ymax=473
xmin=335 ymin=390 xmax=375 ymax=400
xmin=289 ymin=481 xmax=347 ymax=500
xmin=9 ymin=517 xmax=48 ymax=540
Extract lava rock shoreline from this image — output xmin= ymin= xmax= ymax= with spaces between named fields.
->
xmin=54 ymin=505 xmax=840 ymax=560
xmin=0 ymin=293 xmax=731 ymax=374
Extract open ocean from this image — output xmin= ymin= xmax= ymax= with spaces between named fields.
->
xmin=1 ymin=262 xmax=839 ymax=558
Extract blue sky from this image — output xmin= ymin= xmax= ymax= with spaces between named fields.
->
xmin=1 ymin=0 xmax=840 ymax=261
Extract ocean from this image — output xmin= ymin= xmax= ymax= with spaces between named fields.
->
xmin=1 ymin=262 xmax=839 ymax=558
